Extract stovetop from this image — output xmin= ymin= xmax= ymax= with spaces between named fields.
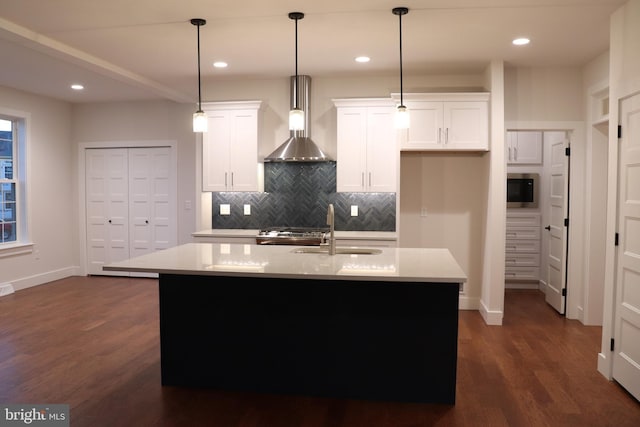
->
xmin=256 ymin=227 xmax=330 ymax=245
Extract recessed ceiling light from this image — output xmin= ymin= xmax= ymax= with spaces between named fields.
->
xmin=213 ymin=61 xmax=228 ymax=68
xmin=70 ymin=84 xmax=84 ymax=90
xmin=512 ymin=37 xmax=530 ymax=46
xmin=355 ymin=56 xmax=370 ymax=63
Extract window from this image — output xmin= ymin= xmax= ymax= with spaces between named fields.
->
xmin=0 ymin=118 xmax=17 ymax=243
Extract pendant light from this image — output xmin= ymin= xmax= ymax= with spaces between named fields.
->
xmin=191 ymin=18 xmax=208 ymax=133
xmin=288 ymin=12 xmax=305 ymax=131
xmin=392 ymin=7 xmax=409 ymax=129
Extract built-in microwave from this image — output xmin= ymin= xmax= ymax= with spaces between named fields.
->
xmin=507 ymin=173 xmax=539 ymax=208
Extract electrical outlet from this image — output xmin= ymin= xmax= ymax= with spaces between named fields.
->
xmin=351 ymin=205 xmax=358 ymax=216
xmin=420 ymin=207 xmax=428 ymax=217
xmin=244 ymin=204 xmax=251 ymax=215
xmin=220 ymin=204 xmax=231 ymax=215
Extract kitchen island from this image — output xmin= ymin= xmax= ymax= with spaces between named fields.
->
xmin=104 ymin=243 xmax=467 ymax=404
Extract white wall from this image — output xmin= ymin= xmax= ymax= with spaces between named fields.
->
xmin=581 ymin=51 xmax=610 ymax=326
xmin=0 ymin=86 xmax=78 ymax=290
xmin=400 ymin=151 xmax=489 ymax=306
xmin=504 ymin=67 xmax=584 ymax=122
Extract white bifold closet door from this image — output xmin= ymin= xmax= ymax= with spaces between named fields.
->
xmin=85 ymin=147 xmax=175 ymax=277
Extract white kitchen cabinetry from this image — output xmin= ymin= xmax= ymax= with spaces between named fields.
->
xmin=202 ymin=101 xmax=263 ymax=192
xmin=505 ymin=212 xmax=541 ymax=286
xmin=333 ymin=98 xmax=398 ymax=193
xmin=506 ymin=131 xmax=543 ymax=164
xmin=394 ymin=93 xmax=490 ymax=151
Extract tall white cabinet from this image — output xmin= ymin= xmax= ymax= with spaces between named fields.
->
xmin=85 ymin=147 xmax=176 ymax=276
xmin=333 ymin=98 xmax=397 ymax=193
xmin=202 ymin=101 xmax=263 ymax=192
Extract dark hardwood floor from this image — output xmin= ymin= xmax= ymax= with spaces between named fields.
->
xmin=0 ymin=276 xmax=638 ymax=426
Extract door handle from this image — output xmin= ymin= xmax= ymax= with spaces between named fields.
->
xmin=544 ymin=225 xmax=551 ymax=230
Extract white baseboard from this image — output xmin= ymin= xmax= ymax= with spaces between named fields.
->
xmin=479 ymin=300 xmax=504 ymax=325
xmin=11 ymin=266 xmax=81 ymax=292
xmin=459 ymin=295 xmax=480 ymax=310
xmin=0 ymin=283 xmax=15 ymax=297
xmin=505 ymin=281 xmax=539 ymax=289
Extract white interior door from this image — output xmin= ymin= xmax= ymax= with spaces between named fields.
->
xmin=544 ymin=132 xmax=569 ymax=313
xmin=612 ymin=93 xmax=640 ymax=401
xmin=86 ymin=146 xmax=174 ymax=277
xmin=86 ymin=149 xmax=129 ymax=276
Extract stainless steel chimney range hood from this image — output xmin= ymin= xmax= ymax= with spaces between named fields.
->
xmin=264 ymin=75 xmax=333 ymax=162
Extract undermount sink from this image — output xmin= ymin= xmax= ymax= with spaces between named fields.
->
xmin=291 ymin=247 xmax=382 ymax=255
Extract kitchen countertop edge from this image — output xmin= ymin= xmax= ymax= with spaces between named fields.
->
xmin=104 ymin=243 xmax=466 ymax=284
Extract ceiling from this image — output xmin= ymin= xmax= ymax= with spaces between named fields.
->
xmin=0 ymin=0 xmax=626 ymax=104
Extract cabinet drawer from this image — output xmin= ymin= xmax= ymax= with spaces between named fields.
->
xmin=505 ymin=266 xmax=540 ymax=281
xmin=505 ymin=239 xmax=541 ymax=253
xmin=506 ymin=213 xmax=541 ymax=227
xmin=505 ymin=227 xmax=540 ymax=240
xmin=505 ymin=252 xmax=540 ymax=267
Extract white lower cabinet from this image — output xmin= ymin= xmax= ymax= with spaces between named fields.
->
xmin=505 ymin=212 xmax=541 ymax=285
xmin=333 ymin=98 xmax=398 ymax=193
xmin=202 ymin=101 xmax=262 ymax=192
xmin=395 ymin=93 xmax=490 ymax=151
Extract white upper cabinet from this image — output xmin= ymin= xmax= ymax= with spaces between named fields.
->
xmin=202 ymin=101 xmax=263 ymax=192
xmin=506 ymin=130 xmax=543 ymax=164
xmin=334 ymin=98 xmax=398 ymax=193
xmin=394 ymin=93 xmax=490 ymax=151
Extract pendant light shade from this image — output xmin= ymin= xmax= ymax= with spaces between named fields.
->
xmin=288 ymin=12 xmax=305 ymax=131
xmin=191 ymin=18 xmax=207 ymax=133
xmin=392 ymin=7 xmax=409 ymax=129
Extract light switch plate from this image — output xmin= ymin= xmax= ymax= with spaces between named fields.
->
xmin=350 ymin=205 xmax=358 ymax=216
xmin=243 ymin=204 xmax=251 ymax=215
xmin=220 ymin=204 xmax=231 ymax=215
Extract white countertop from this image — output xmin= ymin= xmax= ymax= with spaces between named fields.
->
xmin=191 ymin=229 xmax=398 ymax=241
xmin=104 ymin=243 xmax=466 ymax=284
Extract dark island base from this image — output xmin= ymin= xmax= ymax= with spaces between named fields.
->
xmin=159 ymin=274 xmax=460 ymax=404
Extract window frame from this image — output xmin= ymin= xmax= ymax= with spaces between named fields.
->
xmin=0 ymin=109 xmax=32 ymax=257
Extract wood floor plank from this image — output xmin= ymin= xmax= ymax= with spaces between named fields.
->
xmin=0 ymin=277 xmax=638 ymax=426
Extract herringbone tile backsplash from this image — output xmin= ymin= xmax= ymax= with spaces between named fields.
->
xmin=212 ymin=162 xmax=396 ymax=231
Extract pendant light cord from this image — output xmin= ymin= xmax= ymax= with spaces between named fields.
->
xmin=393 ymin=7 xmax=408 ymax=108
xmin=294 ymin=15 xmax=299 ymax=110
xmin=191 ymin=18 xmax=206 ymax=112
xmin=399 ymin=12 xmax=404 ymax=107
xmin=197 ymin=22 xmax=203 ymax=111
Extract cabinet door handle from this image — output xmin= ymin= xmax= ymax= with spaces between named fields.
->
xmin=544 ymin=225 xmax=551 ymax=231
xmin=224 ymin=172 xmax=228 ymax=187
xmin=438 ymin=128 xmax=442 ymax=144
xmin=445 ymin=128 xmax=449 ymax=144
xmin=231 ymin=172 xmax=234 ymax=187
xmin=514 ymin=147 xmax=518 ymax=160
xmin=368 ymin=172 xmax=372 ymax=187
xmin=508 ymin=147 xmax=512 ymax=161
xmin=361 ymin=172 xmax=365 ymax=187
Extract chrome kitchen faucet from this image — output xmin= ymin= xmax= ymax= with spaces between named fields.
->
xmin=323 ymin=203 xmax=336 ymax=255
